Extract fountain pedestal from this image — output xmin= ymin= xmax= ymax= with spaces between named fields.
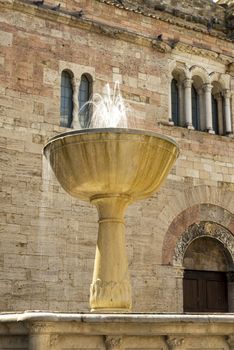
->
xmin=90 ymin=195 xmax=131 ymax=311
xmin=44 ymin=128 xmax=179 ymax=312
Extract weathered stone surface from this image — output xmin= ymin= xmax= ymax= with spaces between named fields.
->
xmin=0 ymin=0 xmax=233 ymax=314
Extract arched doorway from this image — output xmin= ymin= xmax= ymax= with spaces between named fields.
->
xmin=183 ymin=237 xmax=229 ymax=312
xmin=174 ymin=222 xmax=234 ymax=313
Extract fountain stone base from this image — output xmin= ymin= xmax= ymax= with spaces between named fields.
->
xmin=44 ymin=128 xmax=179 ymax=312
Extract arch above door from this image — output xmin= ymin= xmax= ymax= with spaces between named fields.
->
xmin=173 ymin=221 xmax=234 ymax=269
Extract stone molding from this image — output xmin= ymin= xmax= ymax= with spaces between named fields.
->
xmin=172 ymin=42 xmax=233 ymax=64
xmin=27 ymin=322 xmax=49 ymax=334
xmin=104 ymin=335 xmax=122 ymax=350
xmin=173 ymin=221 xmax=234 ymax=267
xmin=97 ymin=0 xmax=229 ymax=40
xmin=0 ymin=0 xmax=232 ymax=63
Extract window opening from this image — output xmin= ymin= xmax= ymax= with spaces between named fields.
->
xmin=171 ymin=79 xmax=179 ymax=126
xmin=79 ymin=74 xmax=91 ymax=128
xmin=60 ymin=71 xmax=73 ymax=128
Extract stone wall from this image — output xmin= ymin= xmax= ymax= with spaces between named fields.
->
xmin=0 ymin=0 xmax=233 ymax=313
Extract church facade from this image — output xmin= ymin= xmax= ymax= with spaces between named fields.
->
xmin=0 ymin=0 xmax=234 ymax=329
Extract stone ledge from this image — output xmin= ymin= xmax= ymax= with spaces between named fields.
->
xmin=1 ymin=311 xmax=234 ymax=323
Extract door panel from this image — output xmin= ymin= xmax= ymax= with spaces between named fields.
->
xmin=183 ymin=270 xmax=228 ymax=312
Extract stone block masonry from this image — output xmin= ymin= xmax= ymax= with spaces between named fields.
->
xmin=0 ymin=0 xmax=233 ymax=313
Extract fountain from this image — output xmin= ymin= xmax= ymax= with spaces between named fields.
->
xmin=43 ymin=84 xmax=179 ymax=312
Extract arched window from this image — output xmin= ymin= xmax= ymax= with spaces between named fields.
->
xmin=212 ymin=95 xmax=219 ymax=134
xmin=79 ymin=74 xmax=92 ymax=129
xmin=60 ymin=70 xmax=73 ymax=128
xmin=192 ymin=85 xmax=200 ymax=130
xmin=171 ymin=79 xmax=179 ymax=126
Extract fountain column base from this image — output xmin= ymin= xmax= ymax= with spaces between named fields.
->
xmin=90 ymin=195 xmax=132 ymax=312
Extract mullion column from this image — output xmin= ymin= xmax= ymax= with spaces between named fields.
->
xmin=223 ymin=89 xmax=232 ymax=135
xmin=71 ymin=77 xmax=81 ymax=129
xmin=204 ymin=83 xmax=214 ymax=134
xmin=183 ymin=78 xmax=194 ymax=129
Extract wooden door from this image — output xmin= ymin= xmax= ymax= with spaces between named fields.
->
xmin=183 ymin=270 xmax=228 ymax=312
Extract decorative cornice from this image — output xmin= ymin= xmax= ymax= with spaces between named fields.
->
xmin=97 ymin=0 xmax=231 ymax=41
xmin=171 ymin=42 xmax=233 ymax=64
xmin=0 ymin=0 xmax=232 ymax=62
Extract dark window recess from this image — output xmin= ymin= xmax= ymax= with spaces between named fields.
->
xmin=60 ymin=71 xmax=73 ymax=128
xmin=192 ymin=85 xmax=200 ymax=131
xmin=171 ymin=79 xmax=179 ymax=126
xmin=183 ymin=270 xmax=228 ymax=312
xmin=79 ymin=74 xmax=91 ymax=129
xmin=212 ymin=95 xmax=219 ymax=135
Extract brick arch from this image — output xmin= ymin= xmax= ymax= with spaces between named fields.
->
xmin=162 ymin=203 xmax=234 ymax=266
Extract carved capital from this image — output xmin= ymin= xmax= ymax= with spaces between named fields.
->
xmin=203 ymin=83 xmax=212 ymax=93
xmin=183 ymin=78 xmax=192 ymax=89
xmin=104 ymin=335 xmax=122 ymax=350
xmin=223 ymin=89 xmax=231 ymax=99
xmin=28 ymin=322 xmax=48 ymax=335
xmin=50 ymin=334 xmax=60 ymax=346
xmin=226 ymin=335 xmax=234 ymax=350
xmin=166 ymin=335 xmax=184 ymax=350
xmin=71 ymin=76 xmax=80 ymax=90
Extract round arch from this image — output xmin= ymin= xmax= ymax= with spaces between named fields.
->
xmin=169 ymin=61 xmax=189 ymax=80
xmin=173 ymin=221 xmax=234 ymax=268
xmin=209 ymin=72 xmax=230 ymax=90
xmin=189 ymin=65 xmax=210 ymax=84
xmin=162 ymin=203 xmax=234 ymax=266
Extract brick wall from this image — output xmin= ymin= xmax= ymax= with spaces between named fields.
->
xmin=0 ymin=0 xmax=233 ymax=312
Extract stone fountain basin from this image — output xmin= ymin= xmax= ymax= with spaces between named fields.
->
xmin=43 ymin=128 xmax=179 ymax=202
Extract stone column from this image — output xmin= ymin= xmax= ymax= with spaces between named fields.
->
xmin=223 ymin=89 xmax=232 ymax=135
xmin=183 ymin=79 xmax=194 ymax=129
xmin=104 ymin=336 xmax=122 ymax=350
xmin=215 ymin=93 xmax=224 ymax=135
xmin=71 ymin=77 xmax=81 ymax=129
xmin=227 ymin=271 xmax=234 ymax=312
xmin=90 ymin=195 xmax=132 ymax=312
xmin=166 ymin=336 xmax=184 ymax=350
xmin=204 ymin=83 xmax=214 ymax=134
xmin=28 ymin=323 xmax=51 ymax=350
